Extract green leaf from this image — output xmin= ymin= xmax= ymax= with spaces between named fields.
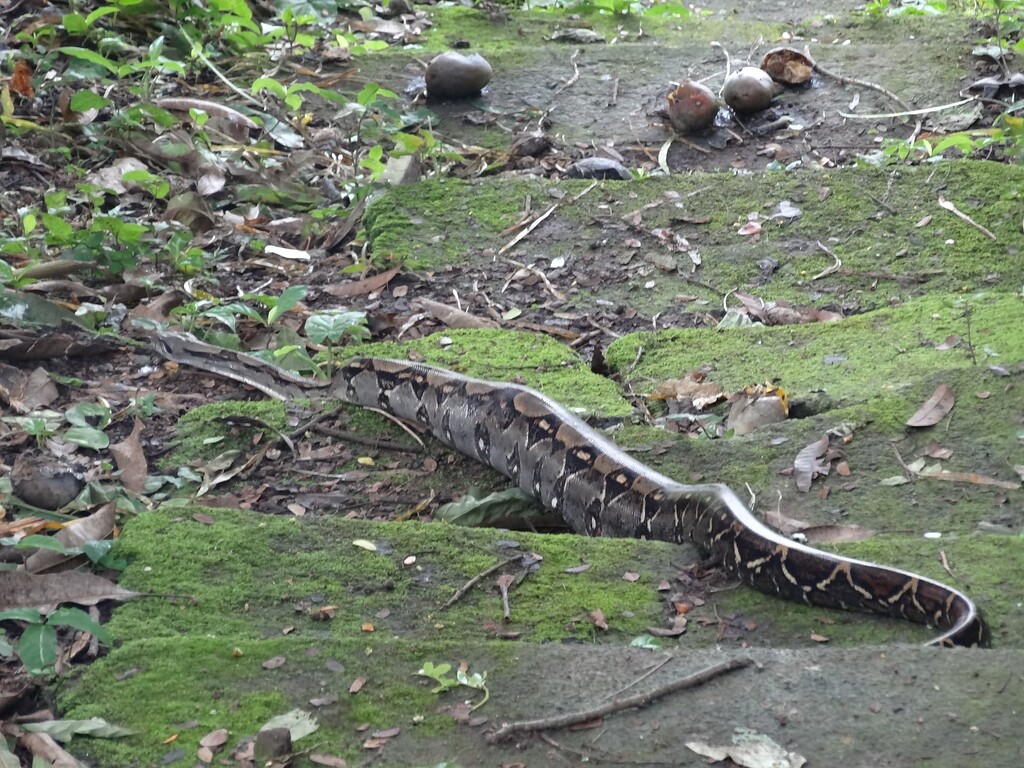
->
xmin=418 ymin=661 xmax=451 ymax=678
xmin=0 ymin=732 xmax=19 ymax=768
xmin=65 ymin=402 xmax=112 ymax=429
xmin=260 ymin=708 xmax=319 ymax=740
xmin=18 ymin=622 xmax=57 ymax=674
xmin=69 ymin=90 xmax=112 ymax=112
xmin=304 ymin=310 xmax=368 ymax=345
xmin=47 ymin=607 xmax=111 ymax=645
xmin=252 ymin=77 xmax=287 ymax=99
xmin=629 ymin=634 xmax=661 ymax=649
xmin=84 ymin=6 xmax=121 ymax=26
xmin=64 ymin=426 xmax=110 ymax=450
xmin=0 ymin=608 xmax=44 ymax=624
xmin=14 ymin=535 xmax=71 ymax=554
xmin=83 ymin=539 xmax=114 ymax=563
xmin=59 ymin=47 xmax=120 ymax=75
xmin=23 ymin=718 xmax=134 ymax=741
xmin=41 ymin=214 xmax=74 ymax=244
xmin=61 ymin=13 xmax=88 ymax=34
xmin=435 ymin=487 xmax=546 ymax=528
xmin=267 ymin=285 xmax=308 ymax=325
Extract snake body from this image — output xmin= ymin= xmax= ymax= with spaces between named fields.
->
xmin=155 ymin=333 xmax=988 ymax=647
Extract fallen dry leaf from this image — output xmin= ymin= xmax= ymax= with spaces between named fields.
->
xmin=905 ymin=384 xmax=955 ymax=427
xmin=309 ymin=754 xmax=349 ymax=767
xmin=25 ymin=502 xmax=117 ymax=574
xmin=0 ymin=570 xmax=137 ymax=611
xmin=199 ymin=729 xmax=228 ymax=749
xmin=262 ymin=656 xmax=286 ymax=670
xmin=323 ymin=266 xmax=400 ymax=299
xmin=349 ymin=677 xmax=366 ymax=694
xmin=109 ymin=417 xmax=147 ymax=493
xmin=793 ymin=436 xmax=829 ymax=492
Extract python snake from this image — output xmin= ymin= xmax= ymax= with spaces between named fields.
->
xmin=154 ymin=331 xmax=988 ymax=647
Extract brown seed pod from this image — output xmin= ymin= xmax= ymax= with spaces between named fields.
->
xmin=425 ymin=52 xmax=493 ymax=100
xmin=666 ymin=80 xmax=719 ymax=134
xmin=760 ymin=47 xmax=815 ymax=86
xmin=722 ymin=66 xmax=778 ymax=114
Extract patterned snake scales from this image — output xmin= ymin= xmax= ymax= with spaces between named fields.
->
xmin=154 ymin=332 xmax=988 ymax=647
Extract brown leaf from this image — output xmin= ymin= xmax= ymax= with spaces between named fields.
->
xmin=412 ymin=298 xmax=500 ymax=330
xmin=323 ymin=266 xmax=401 ymax=299
xmin=622 ymin=571 xmax=640 ymax=582
xmin=309 ymin=694 xmax=339 ymax=707
xmin=109 ymin=417 xmax=147 ymax=492
xmin=25 ymin=502 xmax=117 ymax=574
xmin=920 ymin=471 xmax=1020 ymax=491
xmin=905 ymin=384 xmax=955 ymax=427
xmin=199 ymin=729 xmax=229 ymax=749
xmin=349 ymin=677 xmax=366 ymax=693
xmin=589 ymin=609 xmax=608 ymax=630
xmin=793 ymin=436 xmax=829 ymax=492
xmin=11 ymin=60 xmax=35 ymax=99
xmin=924 ymin=442 xmax=953 ymax=460
xmin=371 ymin=727 xmax=400 ymax=739
xmin=0 ymin=570 xmax=137 ymax=611
xmin=262 ymin=656 xmax=287 ymax=669
xmin=810 ymin=632 xmax=830 ymax=643
xmin=309 ymin=754 xmax=349 ymax=767
xmin=728 ymin=391 xmax=788 ymax=435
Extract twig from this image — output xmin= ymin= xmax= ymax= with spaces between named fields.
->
xmin=551 ymin=49 xmax=581 ymax=98
xmin=813 ymin=54 xmax=923 ymax=140
xmin=811 ymin=241 xmax=843 ymax=280
xmin=571 ymin=180 xmax=599 ymax=202
xmin=938 ymin=196 xmax=997 ymax=241
xmin=441 ymin=556 xmax=520 ymax=610
xmin=362 ymin=406 xmax=426 ymax=448
xmin=496 ymin=573 xmax=515 ymax=622
xmin=486 ymin=657 xmax=753 ymax=743
xmin=314 ymin=423 xmax=422 ymax=453
xmin=498 ymin=204 xmax=558 ymax=255
xmin=603 ymin=654 xmax=673 ymax=700
xmin=939 ymin=549 xmax=955 ymax=579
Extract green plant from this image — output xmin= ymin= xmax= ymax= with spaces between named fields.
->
xmin=305 ymin=309 xmax=370 ymax=351
xmin=0 ymin=606 xmax=110 ymax=676
xmin=416 ymin=661 xmax=490 ymax=711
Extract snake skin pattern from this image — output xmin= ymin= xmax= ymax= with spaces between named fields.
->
xmin=154 ymin=333 xmax=988 ymax=647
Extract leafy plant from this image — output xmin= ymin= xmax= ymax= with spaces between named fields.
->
xmin=305 ymin=309 xmax=370 ymax=348
xmin=416 ymin=661 xmax=490 ymax=711
xmin=0 ymin=606 xmax=111 ymax=676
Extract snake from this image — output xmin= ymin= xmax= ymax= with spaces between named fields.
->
xmin=153 ymin=331 xmax=988 ymax=648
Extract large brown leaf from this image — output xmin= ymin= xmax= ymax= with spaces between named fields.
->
xmin=905 ymin=384 xmax=955 ymax=427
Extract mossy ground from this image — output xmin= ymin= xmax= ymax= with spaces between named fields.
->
xmin=362 ymin=162 xmax=1023 ymax=315
xmin=59 ymin=18 xmax=1024 ymax=763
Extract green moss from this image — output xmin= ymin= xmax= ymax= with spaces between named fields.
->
xmin=56 ymin=636 xmax=464 ymax=766
xmin=361 ymin=162 xmax=1024 ymax=313
xmin=105 ymin=508 xmax=677 ymax=645
xmin=606 ymin=292 xmax=1024 ymax=415
xmin=171 ymin=399 xmax=293 ymax=464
